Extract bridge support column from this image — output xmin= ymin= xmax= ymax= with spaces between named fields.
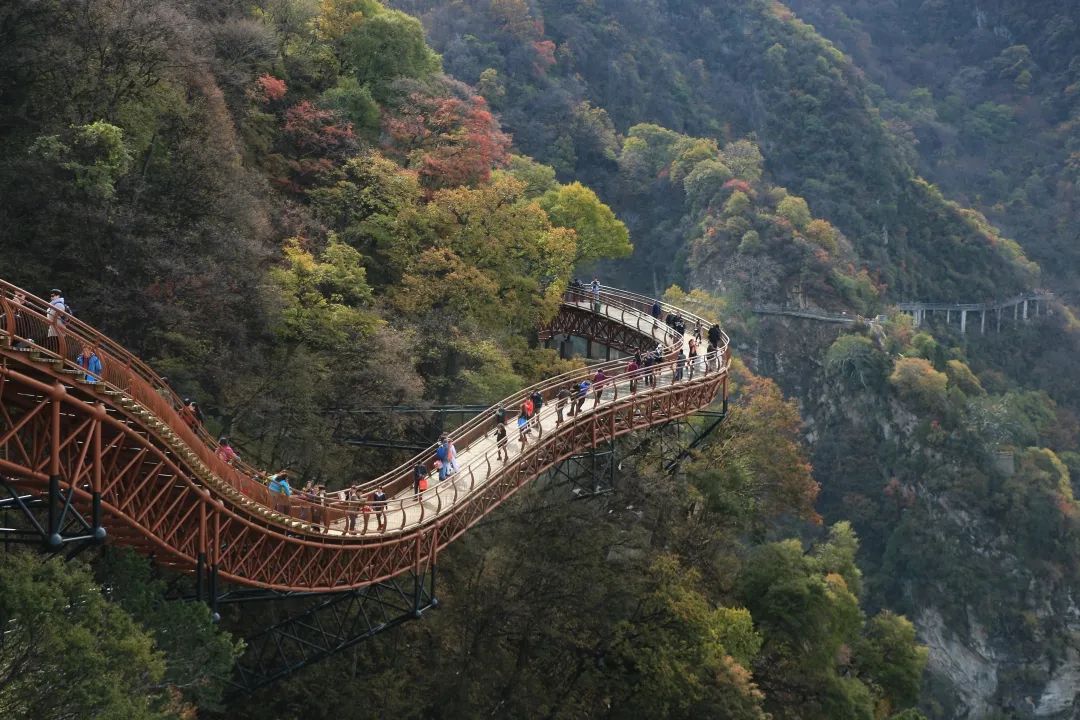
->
xmin=946 ymin=310 xmax=951 ymax=326
xmin=1014 ymin=303 xmax=1019 ymax=321
xmin=586 ymin=338 xmax=593 ymax=359
xmin=1023 ymin=300 xmax=1029 ymax=321
xmin=960 ymin=310 xmax=967 ymax=334
xmin=980 ymin=310 xmax=986 ymax=335
xmin=605 ymin=345 xmax=611 ymax=361
xmin=997 ymin=308 xmax=1002 ymax=332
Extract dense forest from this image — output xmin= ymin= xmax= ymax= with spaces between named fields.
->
xmin=1 ymin=0 xmax=1078 ymax=718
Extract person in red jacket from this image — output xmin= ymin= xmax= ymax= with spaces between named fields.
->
xmin=592 ymin=369 xmax=606 ymax=408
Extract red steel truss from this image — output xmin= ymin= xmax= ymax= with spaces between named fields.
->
xmin=0 ymin=280 xmax=729 ymax=592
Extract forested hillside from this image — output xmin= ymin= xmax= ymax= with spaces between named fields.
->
xmin=785 ymin=0 xmax=1080 ymax=292
xmin=388 ymin=0 xmax=1080 ymax=718
xmin=0 ymin=1 xmax=933 ymax=719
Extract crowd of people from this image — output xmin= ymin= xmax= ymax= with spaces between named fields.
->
xmin=2 ymin=281 xmax=725 ymax=537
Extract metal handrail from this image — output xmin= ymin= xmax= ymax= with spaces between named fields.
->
xmin=0 ymin=280 xmax=729 ymax=537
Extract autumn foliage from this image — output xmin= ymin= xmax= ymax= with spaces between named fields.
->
xmin=384 ymin=91 xmax=511 ymax=190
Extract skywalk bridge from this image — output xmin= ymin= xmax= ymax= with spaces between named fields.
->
xmin=0 ymin=279 xmax=730 ymax=688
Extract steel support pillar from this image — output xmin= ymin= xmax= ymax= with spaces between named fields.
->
xmin=0 ymin=475 xmax=106 ymax=557
xmin=222 ymin=565 xmax=437 ymax=696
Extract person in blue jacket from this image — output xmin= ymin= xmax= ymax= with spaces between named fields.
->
xmin=268 ymin=469 xmax=293 ymax=514
xmin=76 ymin=343 xmax=103 ymax=383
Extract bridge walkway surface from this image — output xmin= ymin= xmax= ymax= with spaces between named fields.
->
xmin=0 ymin=281 xmax=729 ymax=593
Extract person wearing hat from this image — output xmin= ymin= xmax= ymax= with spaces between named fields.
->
xmin=45 ymin=288 xmax=68 ymax=352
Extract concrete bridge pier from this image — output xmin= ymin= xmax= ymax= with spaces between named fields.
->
xmin=980 ymin=310 xmax=986 ymax=335
xmin=960 ymin=310 xmax=967 ymax=334
xmin=1023 ymin=300 xmax=1029 ymax=321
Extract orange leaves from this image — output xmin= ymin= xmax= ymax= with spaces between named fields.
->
xmin=254 ymin=74 xmax=287 ymax=103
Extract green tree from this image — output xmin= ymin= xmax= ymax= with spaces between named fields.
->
xmin=0 ymin=552 xmax=175 ymax=719
xmin=540 ymin=181 xmax=632 ymax=266
xmin=607 ymin=555 xmax=767 ymax=720
xmin=853 ymin=612 xmax=929 ymax=718
xmin=95 ymin=550 xmax=241 ymax=710
xmin=327 ymin=1 xmax=441 ymax=102
xmin=889 ymin=357 xmax=949 ymax=413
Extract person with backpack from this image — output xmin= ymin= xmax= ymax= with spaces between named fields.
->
xmin=75 ymin=343 xmax=102 ymax=383
xmin=517 ymin=411 xmax=530 ymax=449
xmin=45 ymin=289 xmax=69 ymax=353
xmin=591 ymin=277 xmax=601 ymax=311
xmin=574 ymin=379 xmax=591 ymax=416
xmin=675 ymin=348 xmax=686 ymax=381
xmin=651 ymin=301 xmax=661 ymax=319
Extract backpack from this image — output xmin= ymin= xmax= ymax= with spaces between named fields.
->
xmin=436 ymin=445 xmax=448 ymax=462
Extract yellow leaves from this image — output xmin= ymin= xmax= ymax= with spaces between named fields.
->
xmin=889 ymin=357 xmax=949 ymax=412
xmin=314 ymin=0 xmax=376 ymax=42
xmin=271 ymin=236 xmax=379 ymax=348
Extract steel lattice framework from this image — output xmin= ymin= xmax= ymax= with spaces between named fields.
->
xmin=0 ymin=281 xmax=730 ymax=594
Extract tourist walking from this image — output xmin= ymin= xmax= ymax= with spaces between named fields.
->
xmin=268 ymin=469 xmax=293 ymax=514
xmin=530 ymin=389 xmax=544 ymax=438
xmin=216 ymin=437 xmax=239 ymax=465
xmin=75 ymin=343 xmax=102 ymax=383
xmin=413 ymin=461 xmax=427 ymax=498
xmin=45 ymin=289 xmax=68 ymax=353
xmin=627 ymin=353 xmax=640 ymax=393
xmin=555 ymin=384 xmax=571 ymax=425
xmin=592 ymin=368 xmax=606 ymax=408
xmin=371 ymin=486 xmax=388 ymax=531
xmin=494 ymin=421 xmax=509 ymax=461
xmin=573 ymin=379 xmax=591 ymax=416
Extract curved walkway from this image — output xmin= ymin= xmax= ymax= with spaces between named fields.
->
xmin=0 ymin=281 xmax=729 ymax=591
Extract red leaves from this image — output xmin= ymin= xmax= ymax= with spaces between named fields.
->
xmin=255 ymin=74 xmax=287 ymax=103
xmin=283 ymin=101 xmax=357 ymax=158
xmin=384 ymin=92 xmax=511 ymax=190
xmin=532 ymin=40 xmax=556 ymax=74
xmin=722 ymin=178 xmax=754 ymax=195
xmin=266 ymin=101 xmax=358 ymax=192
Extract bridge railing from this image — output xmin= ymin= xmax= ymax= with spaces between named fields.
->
xmin=1 ymin=280 xmax=728 ymax=536
xmin=341 ymin=287 xmax=714 ymax=500
xmin=0 ymin=282 xmax=328 ymax=522
xmin=366 ymin=336 xmax=729 ymax=535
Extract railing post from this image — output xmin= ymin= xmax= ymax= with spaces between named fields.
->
xmin=1 ymin=295 xmax=12 ymax=342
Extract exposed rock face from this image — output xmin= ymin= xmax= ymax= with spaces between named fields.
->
xmin=918 ymin=608 xmax=998 ymax=718
xmin=1036 ymin=650 xmax=1080 ymax=718
xmin=743 ymin=312 xmax=1080 ymax=719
